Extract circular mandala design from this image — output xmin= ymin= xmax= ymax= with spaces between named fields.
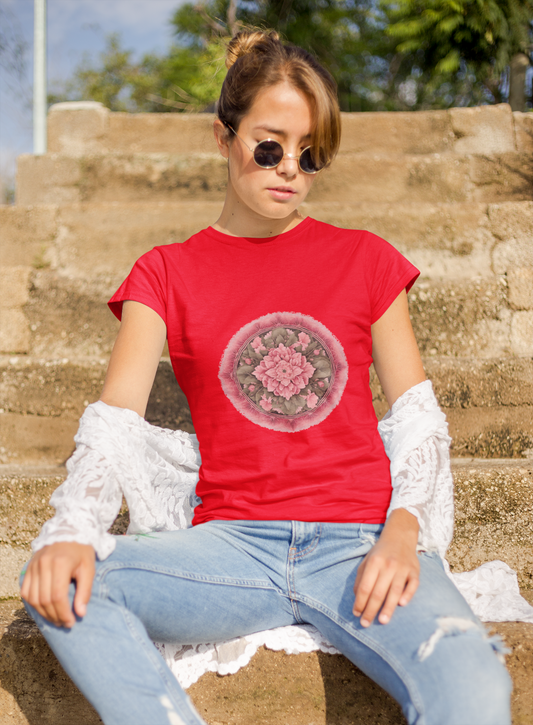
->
xmin=219 ymin=312 xmax=348 ymax=432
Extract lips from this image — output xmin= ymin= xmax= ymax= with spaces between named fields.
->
xmin=267 ymin=187 xmax=297 ymax=200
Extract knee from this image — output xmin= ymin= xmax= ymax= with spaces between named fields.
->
xmin=418 ymin=627 xmax=512 ymax=725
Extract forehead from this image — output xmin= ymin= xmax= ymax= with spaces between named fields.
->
xmin=243 ymin=81 xmax=313 ymax=136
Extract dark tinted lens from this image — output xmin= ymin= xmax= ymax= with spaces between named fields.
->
xmin=254 ymin=140 xmax=284 ymax=168
xmin=299 ymin=147 xmax=320 ymax=174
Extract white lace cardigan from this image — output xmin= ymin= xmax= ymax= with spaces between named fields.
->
xmin=32 ymin=380 xmax=533 ymax=689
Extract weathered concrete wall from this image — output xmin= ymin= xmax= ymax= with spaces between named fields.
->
xmin=46 ymin=102 xmax=521 ymax=157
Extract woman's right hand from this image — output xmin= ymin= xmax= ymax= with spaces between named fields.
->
xmin=20 ymin=542 xmax=96 ymax=628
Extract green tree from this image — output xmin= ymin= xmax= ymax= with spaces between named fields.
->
xmin=381 ymin=0 xmax=533 ymax=109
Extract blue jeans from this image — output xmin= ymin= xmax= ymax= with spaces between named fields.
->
xmin=22 ymin=521 xmax=511 ymax=725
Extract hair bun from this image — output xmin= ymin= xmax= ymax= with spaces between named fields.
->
xmin=225 ymin=29 xmax=280 ymax=69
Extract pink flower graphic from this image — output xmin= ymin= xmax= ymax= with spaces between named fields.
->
xmin=304 ymin=392 xmax=319 ymax=409
xmin=218 ymin=311 xmax=349 ymax=433
xmin=298 ymin=332 xmax=311 ymax=350
xmin=251 ymin=337 xmax=266 ymax=353
xmin=253 ymin=343 xmax=315 ymax=401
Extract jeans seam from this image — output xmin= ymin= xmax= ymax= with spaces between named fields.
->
xmin=296 ymin=593 xmax=426 ymax=717
xmin=292 ymin=523 xmax=322 ymax=559
xmin=118 ymin=605 xmax=202 ymax=724
xmin=95 ymin=563 xmax=278 ymax=590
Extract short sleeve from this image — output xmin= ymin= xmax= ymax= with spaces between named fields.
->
xmin=364 ymin=232 xmax=420 ymax=324
xmin=108 ymin=248 xmax=168 ymax=323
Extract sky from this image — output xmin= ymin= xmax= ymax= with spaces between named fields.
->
xmin=0 ymin=0 xmax=183 ymax=188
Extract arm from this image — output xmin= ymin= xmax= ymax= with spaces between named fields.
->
xmin=21 ymin=301 xmax=166 ymax=627
xmin=353 ymin=290 xmax=425 ymax=627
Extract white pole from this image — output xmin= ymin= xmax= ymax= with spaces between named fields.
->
xmin=33 ymin=0 xmax=47 ymax=155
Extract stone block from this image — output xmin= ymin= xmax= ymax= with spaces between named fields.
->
xmin=54 ymin=201 xmax=222 ymax=277
xmin=449 ymin=104 xmax=516 ymax=154
xmin=449 ymin=460 xmax=533 ymax=589
xmin=16 ymin=155 xmax=81 ymax=206
xmin=0 ymin=310 xmax=30 ymax=355
xmin=304 ymin=200 xmax=494 ymax=279
xmin=0 ymin=206 xmax=57 ymax=267
xmin=469 ymin=153 xmax=533 ymax=202
xmin=76 ymin=153 xmax=227 ymax=204
xmin=508 ymin=267 xmax=533 ymax=310
xmin=408 ymin=278 xmax=511 ymax=358
xmin=514 ymin=111 xmax=533 ymax=153
xmin=47 ymin=102 xmax=109 ymax=157
xmin=490 ymin=202 xmax=533 ymax=273
xmin=339 ymin=110 xmax=454 ymax=154
xmin=0 ymin=412 xmax=78 ymax=465
xmin=0 ymin=545 xmax=29 ymax=599
xmin=0 ymin=268 xmax=30 ymax=308
xmin=510 ymin=311 xmax=533 ymax=356
xmin=106 ymin=112 xmax=216 ymax=155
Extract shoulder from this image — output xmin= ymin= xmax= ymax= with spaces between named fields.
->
xmin=305 ymin=218 xmax=395 ymax=256
xmin=134 ymin=228 xmax=211 ymax=267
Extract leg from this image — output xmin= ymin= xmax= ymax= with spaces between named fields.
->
xmin=23 ymin=523 xmax=296 ymax=725
xmin=291 ymin=523 xmax=512 ymax=725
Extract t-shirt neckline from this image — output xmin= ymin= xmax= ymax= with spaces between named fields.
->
xmin=204 ymin=216 xmax=314 ymax=249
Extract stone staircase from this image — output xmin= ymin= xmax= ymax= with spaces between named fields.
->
xmin=1 ymin=100 xmax=533 ymax=724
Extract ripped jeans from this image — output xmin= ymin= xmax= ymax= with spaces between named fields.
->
xmin=23 ymin=521 xmax=512 ymax=725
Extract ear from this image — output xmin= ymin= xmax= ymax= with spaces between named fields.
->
xmin=213 ymin=119 xmax=231 ymax=159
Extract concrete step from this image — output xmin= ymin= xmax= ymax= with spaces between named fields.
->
xmin=1 ymin=459 xmax=532 ymax=591
xmin=47 ymin=101 xmax=532 ymax=158
xmin=0 ymin=359 xmax=193 ymax=465
xmin=5 ymin=267 xmax=531 ymax=359
xmin=0 ymin=457 xmax=532 ymax=723
xmin=2 ymin=200 xmax=532 ymax=281
xmin=1 ymin=605 xmax=532 ymax=725
xmin=15 ymin=149 xmax=533 ymax=206
xmin=1 ymin=358 xmax=532 ymax=464
xmin=1 ymin=600 xmax=532 ymax=725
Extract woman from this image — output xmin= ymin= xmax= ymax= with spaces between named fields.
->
xmin=21 ymin=30 xmax=511 ymax=725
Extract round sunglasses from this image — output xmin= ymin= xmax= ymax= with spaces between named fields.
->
xmin=226 ymin=124 xmax=323 ymax=175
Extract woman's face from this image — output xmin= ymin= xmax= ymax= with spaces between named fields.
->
xmin=216 ymin=81 xmax=317 ymax=223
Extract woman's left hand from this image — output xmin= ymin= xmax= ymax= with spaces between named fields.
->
xmin=353 ymin=508 xmax=420 ymax=627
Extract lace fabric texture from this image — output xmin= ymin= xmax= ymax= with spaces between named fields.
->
xmin=32 ymin=387 xmax=533 ymax=690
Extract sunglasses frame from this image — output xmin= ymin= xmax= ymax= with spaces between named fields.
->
xmin=225 ymin=124 xmax=321 ymax=175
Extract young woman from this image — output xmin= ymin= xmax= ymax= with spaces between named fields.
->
xmin=21 ymin=30 xmax=511 ymax=725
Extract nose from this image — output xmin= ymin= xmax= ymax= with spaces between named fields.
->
xmin=276 ymin=154 xmax=299 ymax=177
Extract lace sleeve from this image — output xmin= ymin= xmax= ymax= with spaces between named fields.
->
xmin=378 ymin=380 xmax=454 ymax=557
xmin=31 ymin=442 xmax=124 ymax=560
xmin=31 ymin=401 xmax=201 ymax=561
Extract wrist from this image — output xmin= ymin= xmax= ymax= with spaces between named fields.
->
xmin=382 ymin=508 xmax=419 ymax=545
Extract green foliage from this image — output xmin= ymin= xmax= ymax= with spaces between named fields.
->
xmin=381 ymin=0 xmax=533 ymax=103
xmin=48 ymin=0 xmax=533 ymax=114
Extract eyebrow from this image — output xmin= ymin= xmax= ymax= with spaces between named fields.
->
xmin=252 ymin=125 xmax=311 ymax=140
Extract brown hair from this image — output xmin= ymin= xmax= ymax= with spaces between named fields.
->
xmin=217 ymin=30 xmax=341 ymax=170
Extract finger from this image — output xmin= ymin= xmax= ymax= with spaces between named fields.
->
xmin=378 ymin=572 xmax=410 ymax=624
xmin=353 ymin=559 xmax=381 ymax=621
xmin=36 ymin=557 xmax=62 ymax=624
xmin=73 ymin=558 xmax=95 ymax=618
xmin=352 ymin=558 xmax=367 ymax=615
xmin=360 ymin=573 xmax=396 ymax=627
xmin=48 ymin=559 xmax=76 ymax=627
xmin=399 ymin=571 xmax=420 ymax=607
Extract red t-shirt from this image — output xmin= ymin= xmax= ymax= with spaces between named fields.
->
xmin=109 ymin=218 xmax=419 ymax=526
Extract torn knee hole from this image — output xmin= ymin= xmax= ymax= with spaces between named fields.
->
xmin=417 ymin=617 xmax=509 ymax=663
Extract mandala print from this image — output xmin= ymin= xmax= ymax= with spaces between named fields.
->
xmin=219 ymin=312 xmax=348 ymax=432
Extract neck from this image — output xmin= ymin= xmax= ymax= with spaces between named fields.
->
xmin=212 ymin=186 xmax=304 ymax=238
